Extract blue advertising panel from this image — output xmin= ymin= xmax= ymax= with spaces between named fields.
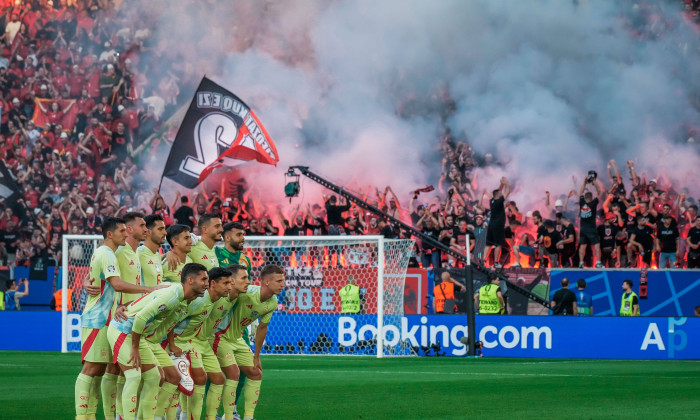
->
xmin=263 ymin=314 xmax=700 ymax=359
xmin=0 ymin=311 xmax=62 ymax=351
xmin=548 ymin=269 xmax=700 ymax=316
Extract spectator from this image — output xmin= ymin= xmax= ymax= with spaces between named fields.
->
xmin=541 ymin=220 xmax=561 ymax=268
xmin=628 ymin=215 xmax=655 ymax=268
xmin=555 ymin=213 xmax=576 ymax=268
xmin=172 ymin=192 xmax=196 ymax=229
xmin=483 ymin=177 xmax=510 ymax=268
xmin=686 ymin=216 xmax=700 ymax=269
xmin=598 ymin=213 xmax=621 ymax=268
xmin=656 ymin=214 xmax=680 ymax=268
xmin=577 ymin=177 xmax=603 ymax=268
xmin=4 ymin=278 xmax=30 ymax=310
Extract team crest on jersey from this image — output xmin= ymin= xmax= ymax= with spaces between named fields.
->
xmin=250 ymin=311 xmax=259 ymax=318
xmin=158 ymin=304 xmax=167 ymax=312
xmin=605 ymin=228 xmax=611 ymax=236
xmin=107 ymin=265 xmax=117 ymax=273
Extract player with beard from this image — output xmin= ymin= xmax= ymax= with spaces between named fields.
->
xmin=215 ymin=222 xmax=252 ymax=417
xmin=138 ymin=214 xmax=166 ymax=287
xmin=190 ymin=214 xmax=224 ymax=270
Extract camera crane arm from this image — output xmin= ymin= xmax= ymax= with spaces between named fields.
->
xmin=288 ymin=166 xmax=550 ymax=308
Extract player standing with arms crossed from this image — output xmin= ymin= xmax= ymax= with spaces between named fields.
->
xmin=212 ymin=265 xmax=285 ymax=420
xmin=74 ymin=217 xmax=160 ymax=420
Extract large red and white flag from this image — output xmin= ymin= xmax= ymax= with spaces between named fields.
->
xmin=162 ymin=76 xmax=279 ymax=188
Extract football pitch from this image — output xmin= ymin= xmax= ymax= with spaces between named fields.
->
xmin=1 ymin=352 xmax=698 ymax=419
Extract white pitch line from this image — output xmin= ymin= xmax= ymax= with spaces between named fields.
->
xmin=0 ymin=363 xmax=29 ymax=367
xmin=266 ymin=369 xmax=699 ymax=379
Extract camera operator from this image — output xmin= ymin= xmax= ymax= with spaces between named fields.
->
xmin=578 ymin=172 xmax=604 ymax=268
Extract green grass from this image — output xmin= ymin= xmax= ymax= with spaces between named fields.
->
xmin=1 ymin=352 xmax=699 ymax=419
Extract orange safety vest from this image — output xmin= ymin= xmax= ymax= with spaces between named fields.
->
xmin=434 ymin=282 xmax=455 ymax=313
xmin=54 ymin=289 xmax=73 ymax=311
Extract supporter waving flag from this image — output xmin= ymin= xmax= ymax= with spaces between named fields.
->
xmin=31 ymin=98 xmax=80 ymax=130
xmin=161 ymin=76 xmax=279 ymax=188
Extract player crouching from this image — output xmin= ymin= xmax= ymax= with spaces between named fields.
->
xmin=107 ymin=263 xmax=208 ymax=419
xmin=212 ymin=264 xmax=285 ymax=420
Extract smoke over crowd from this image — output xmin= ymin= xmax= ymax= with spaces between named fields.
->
xmin=141 ymin=0 xmax=700 ymax=209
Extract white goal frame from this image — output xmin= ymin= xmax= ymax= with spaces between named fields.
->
xmin=61 ymin=234 xmax=414 ymax=358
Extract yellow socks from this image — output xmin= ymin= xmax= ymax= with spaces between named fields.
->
xmin=155 ymin=382 xmax=178 ymax=418
xmin=101 ymin=373 xmax=118 ymax=420
xmin=205 ymin=384 xmax=223 ymax=420
xmin=75 ymin=373 xmax=92 ymax=420
xmin=242 ymin=379 xmax=261 ymax=419
xmin=222 ymin=379 xmax=238 ymax=418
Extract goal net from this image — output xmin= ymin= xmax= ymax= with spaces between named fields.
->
xmin=61 ymin=234 xmax=103 ymax=352
xmin=61 ymin=235 xmax=415 ymax=358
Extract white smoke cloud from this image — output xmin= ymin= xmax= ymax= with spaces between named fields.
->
xmin=142 ymin=0 xmax=700 ymax=215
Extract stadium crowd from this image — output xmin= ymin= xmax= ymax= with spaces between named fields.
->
xmin=1 ymin=0 xmax=700 ymax=274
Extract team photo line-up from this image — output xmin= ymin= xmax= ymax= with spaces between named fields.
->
xmin=75 ymin=212 xmax=284 ymax=420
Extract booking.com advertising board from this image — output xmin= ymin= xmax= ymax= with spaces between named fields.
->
xmin=263 ymin=314 xmax=700 ymax=360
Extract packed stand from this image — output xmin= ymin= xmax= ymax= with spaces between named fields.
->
xmin=1 ymin=1 xmax=699 ymax=274
xmin=0 ymin=0 xmax=196 ymax=268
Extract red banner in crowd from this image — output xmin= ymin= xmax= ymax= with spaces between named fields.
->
xmin=31 ymin=98 xmax=79 ymax=130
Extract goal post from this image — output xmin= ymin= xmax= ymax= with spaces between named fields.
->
xmin=61 ymin=234 xmax=103 ymax=353
xmin=60 ymin=234 xmax=415 ymax=358
xmin=244 ymin=235 xmax=415 ymax=357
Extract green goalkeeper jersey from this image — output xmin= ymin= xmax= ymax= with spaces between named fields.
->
xmin=215 ymin=246 xmax=251 ymax=275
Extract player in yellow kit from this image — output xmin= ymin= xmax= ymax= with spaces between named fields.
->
xmin=108 ymin=263 xmax=209 ymax=420
xmin=139 ymin=214 xmax=166 ymax=287
xmin=213 ymin=265 xmax=285 ymax=420
xmin=169 ymin=267 xmax=234 ymax=420
xmin=163 ymin=224 xmax=193 ymax=283
xmin=188 ymin=214 xmax=223 ymax=270
xmin=106 ymin=212 xmax=148 ymax=420
xmin=75 ymin=217 xmax=161 ymax=420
